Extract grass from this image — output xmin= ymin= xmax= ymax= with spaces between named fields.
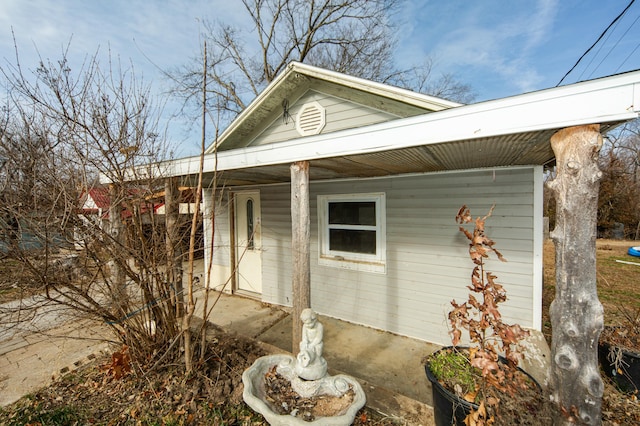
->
xmin=0 ymin=398 xmax=84 ymax=425
xmin=0 ymin=258 xmax=40 ymax=303
xmin=426 ymin=348 xmax=479 ymax=396
xmin=542 ymin=239 xmax=640 ymax=342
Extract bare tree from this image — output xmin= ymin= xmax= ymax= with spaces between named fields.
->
xmin=598 ymin=120 xmax=640 ymax=239
xmin=170 ymin=0 xmax=474 ymax=129
xmin=543 ymin=119 xmax=640 ymax=239
xmin=0 ymin=44 xmax=206 ymax=367
xmin=390 ymin=58 xmax=476 ymax=104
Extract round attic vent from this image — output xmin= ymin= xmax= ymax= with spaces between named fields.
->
xmin=295 ymin=101 xmax=326 ymax=136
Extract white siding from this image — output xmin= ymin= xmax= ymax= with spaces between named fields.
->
xmin=253 ymin=167 xmax=541 ymax=345
xmin=251 ymin=91 xmax=397 ymax=147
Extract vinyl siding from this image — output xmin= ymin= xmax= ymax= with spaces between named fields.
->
xmin=250 ymin=91 xmax=397 ymax=147
xmin=246 ymin=167 xmax=541 ymax=345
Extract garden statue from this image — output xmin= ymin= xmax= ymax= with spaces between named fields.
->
xmin=295 ymin=308 xmax=328 ymax=380
xmin=242 ymin=308 xmax=366 ymax=425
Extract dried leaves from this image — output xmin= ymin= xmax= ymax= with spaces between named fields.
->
xmin=0 ymin=329 xmax=396 ymax=426
xmin=264 ymin=366 xmax=354 ymax=421
xmin=449 ymin=205 xmax=531 ymax=424
xmin=456 ymin=205 xmax=506 ymax=267
xmin=101 ymin=345 xmax=131 ymax=381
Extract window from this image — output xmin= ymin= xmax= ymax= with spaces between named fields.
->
xmin=246 ymin=199 xmax=254 ymax=250
xmin=318 ymin=193 xmax=386 ymax=273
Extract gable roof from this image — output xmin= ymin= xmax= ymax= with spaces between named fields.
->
xmin=158 ymin=69 xmax=640 ymax=187
xmin=79 ymin=186 xmax=164 ymax=219
xmin=81 ymin=187 xmax=111 ymax=211
xmin=205 ymin=62 xmax=461 ymax=153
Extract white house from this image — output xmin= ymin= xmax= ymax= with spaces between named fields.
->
xmin=146 ymin=62 xmax=640 ymax=345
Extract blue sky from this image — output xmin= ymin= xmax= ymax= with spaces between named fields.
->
xmin=1 ymin=0 xmax=639 ymax=156
xmin=397 ymin=0 xmax=640 ymax=99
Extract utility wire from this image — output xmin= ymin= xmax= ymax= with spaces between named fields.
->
xmin=577 ymin=16 xmax=619 ymax=81
xmin=615 ymin=39 xmax=640 ymax=72
xmin=557 ymin=0 xmax=636 ymax=86
xmin=588 ymin=11 xmax=640 ymax=79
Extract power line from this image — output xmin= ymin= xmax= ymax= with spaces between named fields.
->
xmin=588 ymin=11 xmax=640 ymax=79
xmin=615 ymin=39 xmax=640 ymax=72
xmin=557 ymin=0 xmax=636 ymax=86
xmin=577 ymin=14 xmax=621 ymax=81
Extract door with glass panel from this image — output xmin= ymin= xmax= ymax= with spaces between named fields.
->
xmin=234 ymin=191 xmax=262 ymax=294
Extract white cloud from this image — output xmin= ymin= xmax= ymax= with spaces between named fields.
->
xmin=434 ymin=1 xmax=559 ymax=93
xmin=0 ymin=0 xmax=250 ymax=71
xmin=396 ymin=0 xmax=561 ymax=98
xmin=0 ymin=0 xmax=252 ymax=156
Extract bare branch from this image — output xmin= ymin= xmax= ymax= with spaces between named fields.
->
xmin=168 ymin=0 xmax=475 ymax=132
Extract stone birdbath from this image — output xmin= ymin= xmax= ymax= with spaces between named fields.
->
xmin=242 ymin=309 xmax=366 ymax=425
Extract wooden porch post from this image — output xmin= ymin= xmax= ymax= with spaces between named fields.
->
xmin=165 ymin=177 xmax=183 ymax=319
xmin=547 ymin=124 xmax=604 ymax=425
xmin=291 ymin=161 xmax=311 ymax=352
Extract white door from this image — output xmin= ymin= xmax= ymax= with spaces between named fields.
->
xmin=235 ymin=191 xmax=262 ymax=294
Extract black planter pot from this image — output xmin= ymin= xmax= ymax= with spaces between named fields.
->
xmin=425 ymin=346 xmax=541 ymax=426
xmin=424 ymin=360 xmax=476 ymax=426
xmin=598 ymin=340 xmax=640 ymax=393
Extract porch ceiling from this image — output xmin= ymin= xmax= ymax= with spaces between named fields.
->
xmin=210 ymin=132 xmax=557 ymax=186
xmin=201 ymin=125 xmax=619 ymax=187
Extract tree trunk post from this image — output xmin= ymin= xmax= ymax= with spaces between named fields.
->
xmin=165 ymin=177 xmax=183 ymax=320
xmin=547 ymin=124 xmax=604 ymax=425
xmin=291 ymin=161 xmax=311 ymax=353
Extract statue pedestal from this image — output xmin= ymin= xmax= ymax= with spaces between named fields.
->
xmin=242 ymin=309 xmax=366 ymax=425
xmin=294 ymin=350 xmax=327 ymax=381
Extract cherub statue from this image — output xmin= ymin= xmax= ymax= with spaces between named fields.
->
xmin=295 ymin=308 xmax=327 ymax=380
xmin=298 ymin=308 xmax=323 ymax=363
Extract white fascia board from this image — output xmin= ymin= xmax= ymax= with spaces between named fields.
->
xmin=204 ymin=63 xmax=298 ymax=154
xmin=168 ymin=71 xmax=640 ymax=178
xmin=289 ymin=62 xmax=462 ymax=110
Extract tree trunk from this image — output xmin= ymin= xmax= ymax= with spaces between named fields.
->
xmin=184 ymin=39 xmax=208 ymax=374
xmin=291 ymin=161 xmax=311 ymax=352
xmin=165 ymin=177 xmax=183 ymax=320
xmin=108 ymin=183 xmax=127 ymax=315
xmin=547 ymin=125 xmax=604 ymax=425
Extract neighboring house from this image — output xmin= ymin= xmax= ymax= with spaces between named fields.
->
xmin=135 ymin=63 xmax=640 ymax=345
xmin=77 ymin=185 xmax=204 ymax=255
xmin=76 ymin=186 xmax=154 ymax=249
xmin=78 ymin=186 xmax=112 ymax=232
xmin=0 ymin=215 xmax=69 ymax=253
xmin=78 ymin=185 xmax=169 ymax=229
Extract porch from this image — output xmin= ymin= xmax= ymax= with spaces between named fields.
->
xmin=195 ymin=289 xmax=439 ymax=424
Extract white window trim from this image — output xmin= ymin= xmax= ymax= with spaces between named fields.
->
xmin=317 ymin=193 xmax=386 ymax=274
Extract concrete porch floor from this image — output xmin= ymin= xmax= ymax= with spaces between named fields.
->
xmin=196 ymin=290 xmax=439 ymax=425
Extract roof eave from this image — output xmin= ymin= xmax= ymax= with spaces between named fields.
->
xmin=289 ymin=62 xmax=462 ymax=111
xmin=109 ymin=70 xmax=640 ymax=185
xmin=169 ymin=70 xmax=640 ymax=177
